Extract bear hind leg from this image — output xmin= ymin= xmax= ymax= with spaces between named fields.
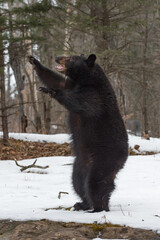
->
xmin=72 ymin=160 xmax=91 ymax=211
xmin=88 ymin=170 xmax=116 ymax=212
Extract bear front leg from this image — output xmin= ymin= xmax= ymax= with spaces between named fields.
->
xmin=48 ymin=88 xmax=102 ymax=117
xmin=28 ymin=56 xmax=65 ymax=89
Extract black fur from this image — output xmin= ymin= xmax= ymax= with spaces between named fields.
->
xmin=29 ymin=54 xmax=128 ymax=212
xmin=28 ymin=56 xmax=65 ymax=89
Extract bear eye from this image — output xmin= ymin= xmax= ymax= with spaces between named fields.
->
xmin=69 ymin=57 xmax=73 ymax=62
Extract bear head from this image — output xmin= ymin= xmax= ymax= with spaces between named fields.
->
xmin=55 ymin=54 xmax=105 ymax=86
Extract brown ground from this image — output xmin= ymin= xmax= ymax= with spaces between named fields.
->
xmin=0 ymin=138 xmax=71 ymax=160
xmin=0 ymin=138 xmax=156 ymax=161
xmin=0 ymin=220 xmax=160 ymax=240
xmin=0 ymin=138 xmax=159 ymax=239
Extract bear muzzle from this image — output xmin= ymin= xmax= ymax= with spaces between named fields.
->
xmin=55 ymin=56 xmax=71 ymax=73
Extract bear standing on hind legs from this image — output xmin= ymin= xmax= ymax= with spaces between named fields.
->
xmin=28 ymin=54 xmax=128 ymax=212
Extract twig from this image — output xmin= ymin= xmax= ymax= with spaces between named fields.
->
xmin=58 ymin=191 xmax=69 ymax=199
xmin=119 ymin=204 xmax=125 ymax=216
xmin=15 ymin=159 xmax=49 ymax=172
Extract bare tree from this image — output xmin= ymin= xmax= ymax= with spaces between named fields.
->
xmin=141 ymin=10 xmax=149 ymax=136
xmin=0 ymin=12 xmax=9 ymax=145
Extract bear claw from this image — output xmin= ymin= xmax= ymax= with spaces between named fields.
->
xmin=28 ymin=55 xmax=35 ymax=65
xmin=39 ymin=87 xmax=57 ymax=97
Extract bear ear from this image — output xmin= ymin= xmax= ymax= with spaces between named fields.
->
xmin=86 ymin=54 xmax=96 ymax=67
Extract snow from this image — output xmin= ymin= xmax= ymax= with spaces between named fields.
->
xmin=0 ymin=132 xmax=71 ymax=144
xmin=0 ymin=132 xmax=160 ymax=233
xmin=128 ymin=134 xmax=160 ymax=153
xmin=1 ymin=131 xmax=160 ymax=153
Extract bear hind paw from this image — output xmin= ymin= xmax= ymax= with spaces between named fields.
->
xmin=74 ymin=201 xmax=91 ymax=211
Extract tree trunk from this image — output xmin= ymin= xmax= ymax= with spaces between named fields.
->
xmin=0 ymin=19 xmax=9 ymax=145
xmin=24 ymin=66 xmax=42 ymax=133
xmin=39 ymin=33 xmax=54 ymax=134
xmin=9 ymin=43 xmax=26 ymax=132
xmin=117 ymin=72 xmax=126 ymax=119
xmin=43 ymin=100 xmax=51 ymax=134
xmin=142 ymin=11 xmax=149 ymax=138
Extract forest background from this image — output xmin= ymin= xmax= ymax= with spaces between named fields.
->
xmin=1 ymin=0 xmax=160 ymax=145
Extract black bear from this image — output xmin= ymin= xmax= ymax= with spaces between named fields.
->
xmin=28 ymin=54 xmax=128 ymax=212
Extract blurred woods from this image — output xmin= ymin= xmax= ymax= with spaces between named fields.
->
xmin=1 ymin=0 xmax=160 ymax=144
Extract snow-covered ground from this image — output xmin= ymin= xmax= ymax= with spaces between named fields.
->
xmin=0 ymin=132 xmax=160 ymax=234
xmin=1 ymin=131 xmax=160 ymax=153
xmin=0 ymin=132 xmax=71 ymax=144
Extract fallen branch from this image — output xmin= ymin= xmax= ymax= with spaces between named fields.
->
xmin=15 ymin=159 xmax=49 ymax=172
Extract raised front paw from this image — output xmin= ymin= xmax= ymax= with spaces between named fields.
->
xmin=28 ymin=55 xmax=39 ymax=66
xmin=39 ymin=87 xmax=57 ymax=98
xmin=39 ymin=87 xmax=50 ymax=94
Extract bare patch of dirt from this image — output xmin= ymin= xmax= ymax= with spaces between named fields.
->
xmin=0 ymin=220 xmax=160 ymax=240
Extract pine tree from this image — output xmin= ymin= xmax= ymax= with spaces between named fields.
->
xmin=0 ymin=0 xmax=55 ymax=138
